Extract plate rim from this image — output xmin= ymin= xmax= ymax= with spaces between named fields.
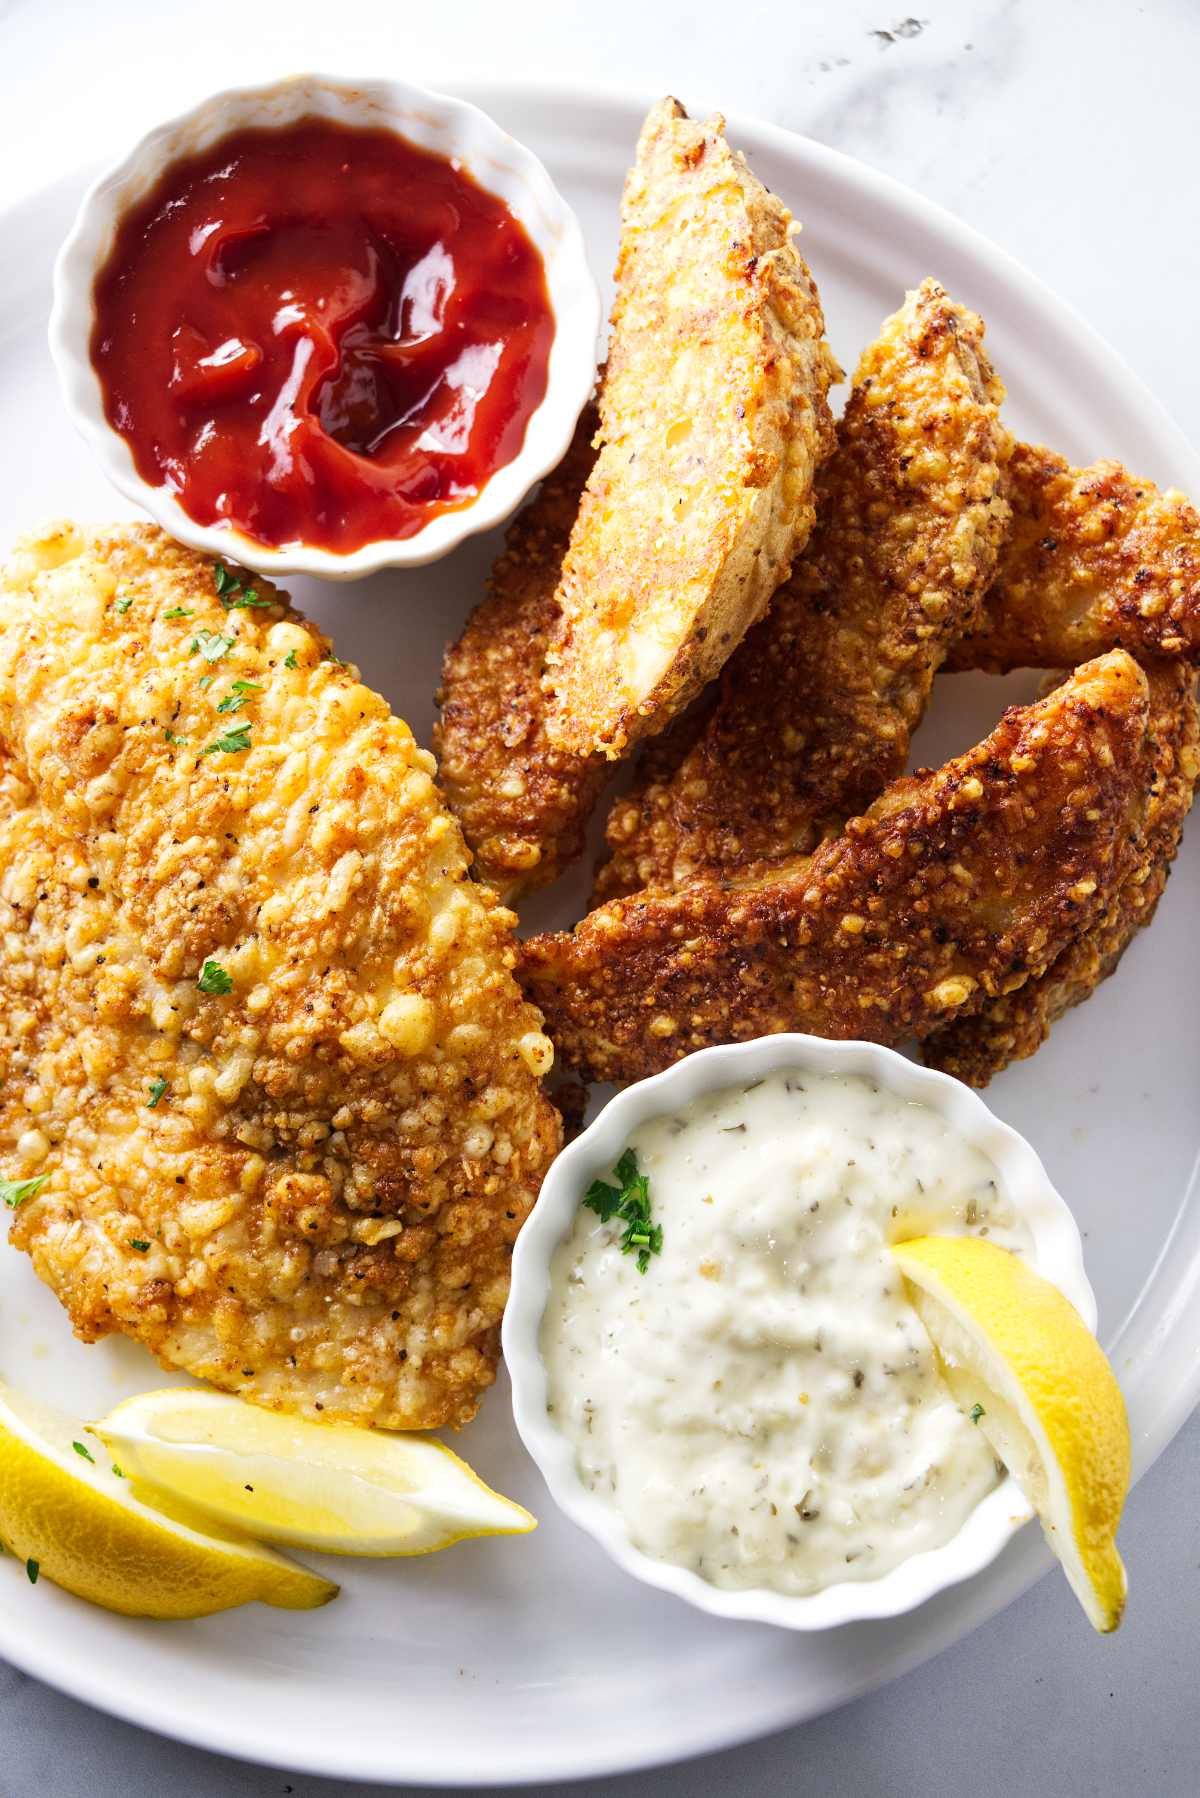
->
xmin=0 ymin=72 xmax=1197 ymax=1786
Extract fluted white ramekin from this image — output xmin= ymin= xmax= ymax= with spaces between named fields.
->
xmin=49 ymin=73 xmax=601 ymax=581
xmin=503 ymin=1032 xmax=1095 ymax=1631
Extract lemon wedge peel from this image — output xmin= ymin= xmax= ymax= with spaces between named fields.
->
xmin=94 ymin=1387 xmax=536 ymax=1558
xmin=893 ymin=1235 xmax=1129 ymax=1633
xmin=0 ymin=1383 xmax=337 ymax=1619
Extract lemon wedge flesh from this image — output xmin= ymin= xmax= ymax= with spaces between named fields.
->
xmin=0 ymin=1382 xmax=336 ymax=1618
xmin=94 ymin=1388 xmax=536 ymax=1556
xmin=893 ymin=1236 xmax=1129 ymax=1632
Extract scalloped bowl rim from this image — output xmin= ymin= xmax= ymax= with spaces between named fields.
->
xmin=503 ymin=1032 xmax=1095 ymax=1632
xmin=47 ymin=71 xmax=601 ymax=581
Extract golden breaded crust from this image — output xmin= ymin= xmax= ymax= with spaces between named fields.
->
xmin=949 ymin=444 xmax=1200 ymax=670
xmin=1 ymin=524 xmax=560 ymax=1430
xmin=434 ymin=407 xmax=607 ymax=898
xmin=543 ymin=97 xmax=839 ymax=759
xmin=923 ymin=662 xmax=1199 ymax=1084
xmin=595 ymin=280 xmax=1013 ymax=899
xmin=521 ymin=653 xmax=1149 ymax=1084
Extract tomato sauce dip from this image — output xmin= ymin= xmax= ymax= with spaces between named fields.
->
xmin=90 ymin=119 xmax=556 ymax=553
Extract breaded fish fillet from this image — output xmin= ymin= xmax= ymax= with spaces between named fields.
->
xmin=521 ymin=652 xmax=1150 ymax=1084
xmin=923 ymin=661 xmax=1199 ymax=1084
xmin=949 ymin=444 xmax=1200 ymax=670
xmin=0 ymin=524 xmax=560 ymax=1430
xmin=543 ymin=97 xmax=839 ymax=759
xmin=595 ymin=280 xmax=1012 ymax=899
xmin=434 ymin=406 xmax=606 ymax=898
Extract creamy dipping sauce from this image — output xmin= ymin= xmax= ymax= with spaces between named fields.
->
xmin=541 ymin=1070 xmax=1031 ymax=1596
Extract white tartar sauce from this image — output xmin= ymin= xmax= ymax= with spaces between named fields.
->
xmin=541 ymin=1070 xmax=1031 ymax=1596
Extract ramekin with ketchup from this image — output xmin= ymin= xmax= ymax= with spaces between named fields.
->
xmin=50 ymin=75 xmax=600 ymax=579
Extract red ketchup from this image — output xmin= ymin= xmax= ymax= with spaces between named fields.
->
xmin=91 ymin=120 xmax=555 ymax=553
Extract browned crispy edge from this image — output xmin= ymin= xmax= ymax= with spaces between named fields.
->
xmin=434 ymin=406 xmax=608 ymax=898
xmin=949 ymin=444 xmax=1200 ymax=670
xmin=923 ymin=662 xmax=1200 ymax=1083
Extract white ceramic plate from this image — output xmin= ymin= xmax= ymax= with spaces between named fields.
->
xmin=0 ymin=79 xmax=1197 ymax=1786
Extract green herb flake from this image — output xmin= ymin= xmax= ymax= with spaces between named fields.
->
xmin=162 ymin=606 xmax=194 ymax=620
xmin=72 ymin=1440 xmax=95 ymax=1464
xmin=583 ymin=1148 xmax=663 ymax=1273
xmin=129 ymin=1239 xmax=151 ymax=1254
xmin=114 ymin=596 xmax=133 ymax=615
xmin=0 ymin=1174 xmax=49 ymax=1211
xmin=25 ymin=1558 xmax=38 ymax=1585
xmin=215 ymin=680 xmax=262 ymax=716
xmin=111 ymin=1464 xmax=124 ymax=1479
xmin=284 ymin=650 xmax=298 ymax=670
xmin=322 ymin=651 xmax=346 ymax=667
xmin=147 ymin=1077 xmax=169 ymax=1109
xmin=214 ymin=562 xmax=271 ymax=611
xmin=190 ymin=630 xmax=235 ymax=664
xmin=969 ymin=1403 xmax=986 ymax=1424
xmin=198 ymin=674 xmax=214 ymax=690
xmin=197 ymin=958 xmax=233 ymax=996
xmin=202 ymin=726 xmax=252 ymax=756
xmin=163 ymin=728 xmax=188 ymax=746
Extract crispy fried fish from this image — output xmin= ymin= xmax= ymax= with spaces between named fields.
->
xmin=0 ymin=524 xmax=560 ymax=1430
xmin=949 ymin=444 xmax=1200 ymax=670
xmin=521 ymin=653 xmax=1150 ymax=1084
xmin=595 ymin=280 xmax=1012 ymax=899
xmin=542 ymin=97 xmax=839 ymax=760
xmin=434 ymin=406 xmax=606 ymax=897
xmin=923 ymin=661 xmax=1199 ymax=1084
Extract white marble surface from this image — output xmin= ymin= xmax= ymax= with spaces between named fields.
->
xmin=1 ymin=0 xmax=1198 ymax=1790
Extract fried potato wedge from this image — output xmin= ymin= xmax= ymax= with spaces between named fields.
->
xmin=522 ymin=653 xmax=1150 ymax=1084
xmin=543 ymin=97 xmax=839 ymax=759
xmin=595 ymin=280 xmax=1012 ymax=898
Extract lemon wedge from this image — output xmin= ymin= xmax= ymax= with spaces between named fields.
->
xmin=0 ymin=1381 xmax=336 ymax=1618
xmin=893 ymin=1236 xmax=1130 ymax=1632
xmin=94 ymin=1388 xmax=536 ymax=1556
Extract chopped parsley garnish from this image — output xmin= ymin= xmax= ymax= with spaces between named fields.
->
xmin=25 ymin=1558 xmax=38 ymax=1585
xmin=216 ymin=680 xmax=262 ymax=716
xmin=129 ymin=1239 xmax=151 ymax=1254
xmin=72 ymin=1440 xmax=95 ymax=1464
xmin=322 ymin=651 xmax=346 ymax=667
xmin=114 ymin=596 xmax=133 ymax=615
xmin=190 ymin=630 xmax=235 ymax=663
xmin=214 ymin=562 xmax=270 ymax=611
xmin=162 ymin=606 xmax=193 ymax=619
xmin=0 ymin=1174 xmax=48 ymax=1210
xmin=202 ymin=726 xmax=251 ymax=756
xmin=197 ymin=959 xmax=233 ymax=995
xmin=284 ymin=650 xmax=298 ymax=670
xmin=163 ymin=728 xmax=188 ymax=746
xmin=583 ymin=1148 xmax=663 ymax=1273
xmin=146 ymin=1077 xmax=169 ymax=1108
xmin=969 ymin=1403 xmax=986 ymax=1424
xmin=111 ymin=1464 xmax=124 ymax=1479
xmin=198 ymin=674 xmax=214 ymax=690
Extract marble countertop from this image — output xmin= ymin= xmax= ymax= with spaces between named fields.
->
xmin=2 ymin=1 xmax=1198 ymax=1791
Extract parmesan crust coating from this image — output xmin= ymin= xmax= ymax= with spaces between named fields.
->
xmin=0 ymin=524 xmax=560 ymax=1431
xmin=923 ymin=662 xmax=1199 ymax=1084
xmin=521 ymin=653 xmax=1150 ymax=1085
xmin=543 ymin=97 xmax=839 ymax=760
xmin=434 ymin=406 xmax=607 ymax=898
xmin=595 ymin=281 xmax=1013 ymax=899
xmin=949 ymin=443 xmax=1200 ymax=671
